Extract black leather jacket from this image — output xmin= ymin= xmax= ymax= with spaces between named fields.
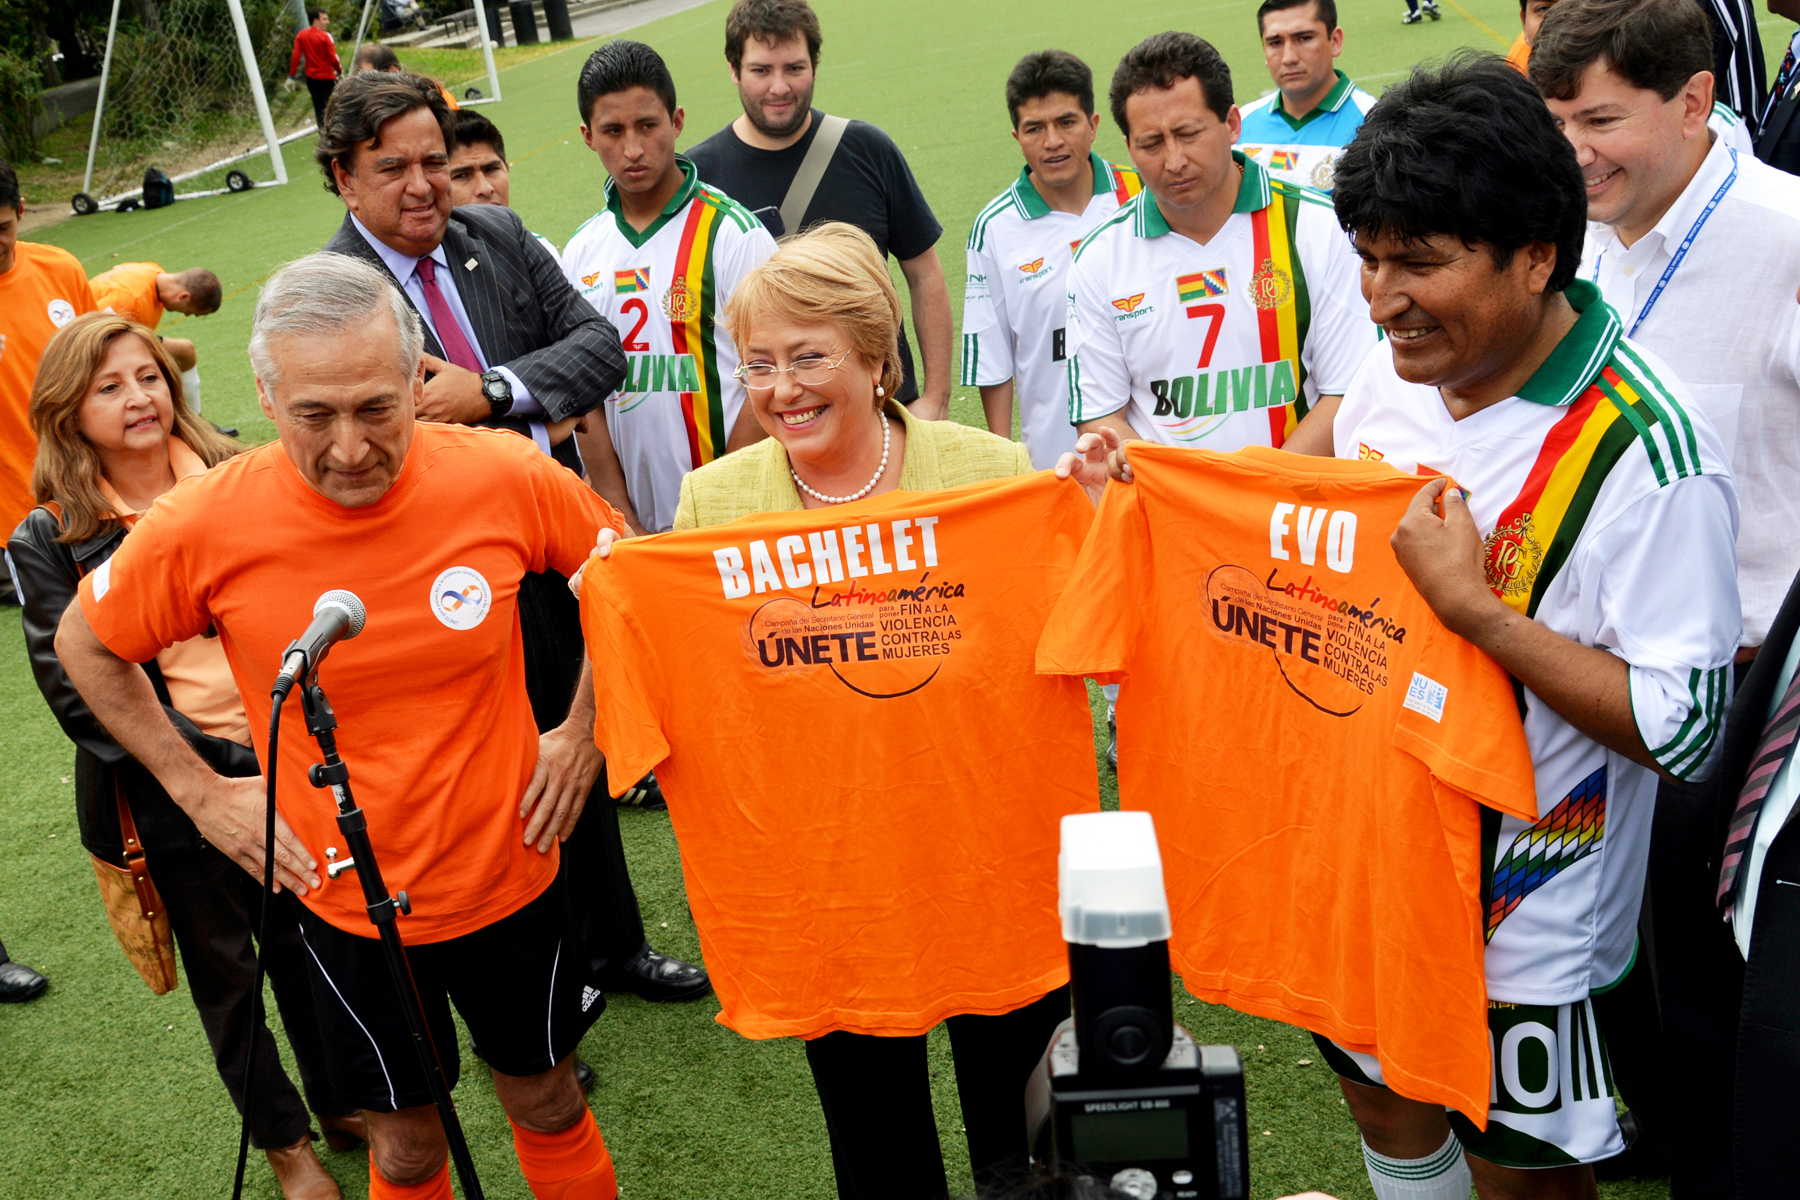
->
xmin=8 ymin=506 xmax=258 ymax=865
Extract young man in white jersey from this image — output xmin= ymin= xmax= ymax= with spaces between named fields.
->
xmin=1530 ymin=0 xmax=1800 ymax=1187
xmin=1066 ymin=31 xmax=1375 ymax=459
xmin=962 ymin=50 xmax=1144 ymax=471
xmin=561 ymin=40 xmax=776 ymax=534
xmin=1308 ymin=56 xmax=1739 ymax=1200
xmin=1237 ymin=0 xmax=1378 ymax=191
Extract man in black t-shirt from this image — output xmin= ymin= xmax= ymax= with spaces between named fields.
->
xmin=685 ymin=0 xmax=953 ymax=418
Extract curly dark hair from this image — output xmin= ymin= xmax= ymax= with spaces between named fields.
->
xmin=313 ymin=71 xmax=454 ymax=196
xmin=1529 ymin=0 xmax=1714 ymax=103
xmin=1333 ymin=52 xmax=1587 ymax=292
xmin=577 ymin=39 xmax=677 ymax=126
xmin=1109 ymin=31 xmax=1233 ymax=138
xmin=724 ymin=0 xmax=822 ymax=72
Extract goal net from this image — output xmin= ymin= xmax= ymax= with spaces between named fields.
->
xmin=74 ymin=0 xmax=308 ymax=214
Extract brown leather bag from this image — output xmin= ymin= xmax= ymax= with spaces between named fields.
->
xmin=91 ymin=780 xmax=179 ymax=995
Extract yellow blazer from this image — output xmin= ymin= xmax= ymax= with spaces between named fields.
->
xmin=673 ymin=400 xmax=1035 ymax=530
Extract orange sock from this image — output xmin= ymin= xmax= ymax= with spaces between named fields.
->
xmin=510 ymin=1110 xmax=618 ymax=1200
xmin=367 ymin=1152 xmax=453 ymax=1200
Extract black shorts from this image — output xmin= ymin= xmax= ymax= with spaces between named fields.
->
xmin=296 ymin=877 xmax=604 ymax=1112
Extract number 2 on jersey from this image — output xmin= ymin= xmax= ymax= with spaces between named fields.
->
xmin=1186 ymin=303 xmax=1225 ymax=368
xmin=621 ymin=297 xmax=651 ymax=352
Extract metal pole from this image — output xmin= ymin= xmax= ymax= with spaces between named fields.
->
xmin=80 ymin=0 xmax=123 ymax=197
xmin=347 ymin=0 xmax=376 ymax=80
xmin=225 ymin=0 xmax=288 ymax=185
xmin=472 ymin=0 xmax=503 ymax=102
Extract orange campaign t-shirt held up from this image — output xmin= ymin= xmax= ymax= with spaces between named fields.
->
xmin=90 ymin=261 xmax=167 ymax=329
xmin=580 ymin=472 xmax=1101 ymax=1040
xmin=80 ymin=423 xmax=623 ymax=942
xmin=0 ymin=242 xmax=96 ymax=539
xmin=1037 ymin=445 xmax=1537 ymax=1125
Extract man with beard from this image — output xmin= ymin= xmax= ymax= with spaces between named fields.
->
xmin=683 ymin=0 xmax=954 ymax=420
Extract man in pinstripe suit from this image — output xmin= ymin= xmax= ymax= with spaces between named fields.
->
xmin=315 ymin=72 xmax=713 ymax=1038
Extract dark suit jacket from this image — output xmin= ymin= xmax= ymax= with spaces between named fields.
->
xmin=322 ymin=205 xmax=625 ymax=430
xmin=1715 ymin=567 xmax=1800 ymax=1199
xmin=1756 ymin=67 xmax=1800 ymax=177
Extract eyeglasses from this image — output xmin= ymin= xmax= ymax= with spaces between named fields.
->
xmin=732 ymin=349 xmax=853 ymax=391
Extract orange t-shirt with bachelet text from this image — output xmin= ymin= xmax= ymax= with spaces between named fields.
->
xmin=1037 ymin=445 xmax=1537 ymax=1126
xmin=80 ymin=422 xmax=623 ymax=941
xmin=1 ymin=241 xmax=96 ymax=539
xmin=91 ymin=261 xmax=166 ymax=329
xmin=580 ymin=472 xmax=1101 ymax=1039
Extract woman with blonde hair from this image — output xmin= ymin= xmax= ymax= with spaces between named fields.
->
xmin=586 ymin=223 xmax=1109 ymax=1199
xmin=7 ymin=312 xmax=362 ymax=1200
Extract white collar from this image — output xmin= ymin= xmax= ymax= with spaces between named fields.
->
xmin=349 ymin=213 xmax=448 ymax=284
xmin=1598 ymin=131 xmax=1732 ymax=259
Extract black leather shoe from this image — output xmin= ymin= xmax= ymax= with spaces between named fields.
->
xmin=616 ymin=771 xmax=667 ymax=811
xmin=0 ymin=961 xmax=48 ymax=1002
xmin=574 ymin=1057 xmax=596 ymax=1093
xmin=600 ymin=946 xmax=711 ymax=1002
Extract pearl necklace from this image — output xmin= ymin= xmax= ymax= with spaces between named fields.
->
xmin=791 ymin=413 xmax=891 ymax=504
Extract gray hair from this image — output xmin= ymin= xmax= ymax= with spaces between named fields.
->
xmin=249 ymin=252 xmax=423 ymax=389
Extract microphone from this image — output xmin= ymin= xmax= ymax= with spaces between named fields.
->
xmin=272 ymin=590 xmax=367 ymax=700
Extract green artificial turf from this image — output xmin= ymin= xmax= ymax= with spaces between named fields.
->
xmin=5 ymin=0 xmax=1764 ymax=1193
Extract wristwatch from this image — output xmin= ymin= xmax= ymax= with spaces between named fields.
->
xmin=480 ymin=369 xmax=512 ymax=420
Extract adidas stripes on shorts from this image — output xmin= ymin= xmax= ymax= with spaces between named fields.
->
xmin=296 ymin=876 xmax=605 ymax=1111
xmin=1315 ymin=996 xmax=1626 ymax=1167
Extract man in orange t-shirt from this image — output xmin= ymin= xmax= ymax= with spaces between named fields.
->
xmin=90 ymin=261 xmax=223 ymax=410
xmin=1038 ymin=444 xmax=1539 ymax=1127
xmin=580 ymin=472 xmax=1101 ymax=1042
xmin=58 ymin=254 xmax=623 ymax=1200
xmin=0 ymin=158 xmax=95 ymax=594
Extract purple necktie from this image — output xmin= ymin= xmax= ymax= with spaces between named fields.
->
xmin=413 ymin=255 xmax=483 ymax=374
xmin=1718 ymin=666 xmax=1800 ymax=919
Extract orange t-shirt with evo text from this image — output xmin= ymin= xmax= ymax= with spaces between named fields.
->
xmin=580 ymin=472 xmax=1101 ymax=1039
xmin=1037 ymin=446 xmax=1538 ymax=1125
xmin=1 ymin=242 xmax=96 ymax=539
xmin=91 ymin=262 xmax=166 ymax=329
xmin=80 ymin=422 xmax=623 ymax=941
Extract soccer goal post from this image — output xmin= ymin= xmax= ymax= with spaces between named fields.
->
xmin=74 ymin=0 xmax=297 ymax=216
xmin=344 ymin=0 xmax=503 ymax=109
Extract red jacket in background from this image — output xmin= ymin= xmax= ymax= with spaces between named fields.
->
xmin=290 ymin=26 xmax=339 ymax=80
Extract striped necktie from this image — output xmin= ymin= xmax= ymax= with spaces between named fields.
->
xmin=413 ymin=255 xmax=484 ymax=374
xmin=1718 ymin=666 xmax=1800 ymax=919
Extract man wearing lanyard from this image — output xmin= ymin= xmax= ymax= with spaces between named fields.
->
xmin=1533 ymin=0 xmax=1800 ymax=1190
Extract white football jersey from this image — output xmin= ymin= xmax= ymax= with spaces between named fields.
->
xmin=962 ymin=155 xmax=1143 ymax=469
xmin=562 ymin=157 xmax=776 ymax=532
xmin=1333 ymin=282 xmax=1741 ymax=1003
xmin=1065 ymin=152 xmax=1375 ymax=451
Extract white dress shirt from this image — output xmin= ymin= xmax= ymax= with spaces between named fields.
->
xmin=1580 ymin=133 xmax=1800 ymax=644
xmin=350 ymin=216 xmax=550 ymax=455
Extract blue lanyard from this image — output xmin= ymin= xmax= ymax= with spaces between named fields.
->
xmin=1591 ymin=147 xmax=1737 ymax=338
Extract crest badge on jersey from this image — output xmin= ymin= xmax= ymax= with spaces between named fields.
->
xmin=615 ymin=267 xmax=650 ymax=295
xmin=48 ymin=299 xmax=77 ymax=327
xmin=1310 ymin=153 xmax=1339 ymax=191
xmin=1484 ymin=513 xmax=1544 ymax=600
xmin=1249 ymin=260 xmax=1294 ymax=310
xmin=431 ymin=566 xmax=493 ymax=631
xmin=662 ymin=276 xmax=699 ymax=322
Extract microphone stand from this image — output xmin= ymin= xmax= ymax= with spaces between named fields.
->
xmin=299 ymin=677 xmax=485 ymax=1200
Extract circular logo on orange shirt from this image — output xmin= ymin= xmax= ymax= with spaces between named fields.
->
xmin=431 ymin=566 xmax=492 ymax=631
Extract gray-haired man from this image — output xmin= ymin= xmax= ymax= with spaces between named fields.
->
xmin=55 ymin=253 xmax=627 ymax=1198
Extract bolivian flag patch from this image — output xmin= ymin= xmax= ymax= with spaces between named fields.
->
xmin=1269 ymin=150 xmax=1299 ymax=171
xmin=615 ymin=267 xmax=650 ymax=294
xmin=1177 ymin=270 xmax=1228 ymax=301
